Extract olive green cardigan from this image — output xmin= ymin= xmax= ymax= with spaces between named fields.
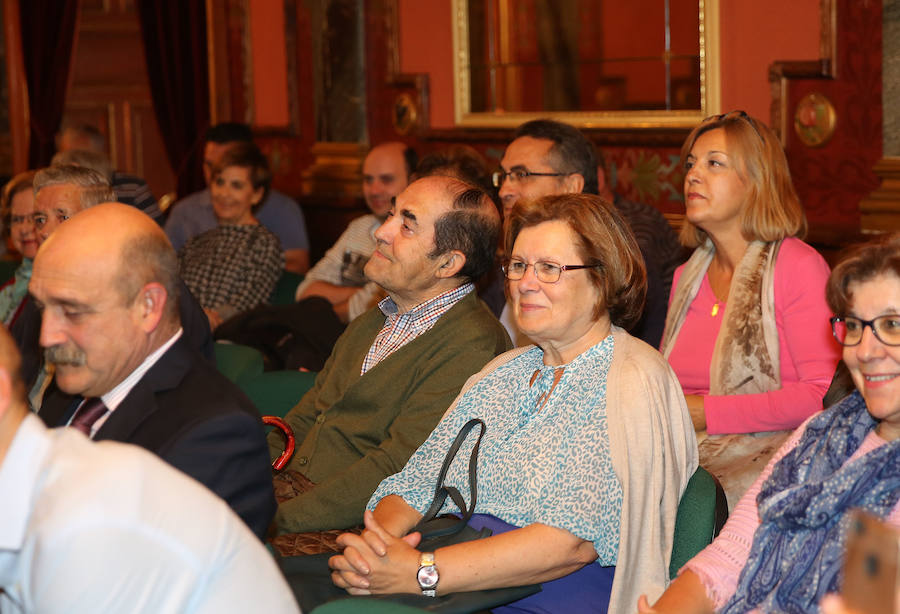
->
xmin=271 ymin=290 xmax=511 ymax=532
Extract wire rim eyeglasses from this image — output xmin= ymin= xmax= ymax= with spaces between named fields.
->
xmin=502 ymin=260 xmax=600 ymax=284
xmin=830 ymin=315 xmax=900 ymax=347
xmin=492 ymin=170 xmax=568 ymax=188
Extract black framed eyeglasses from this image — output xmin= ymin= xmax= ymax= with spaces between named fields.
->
xmin=830 ymin=315 xmax=900 ymax=347
xmin=703 ymin=110 xmax=765 ymax=144
xmin=491 ymin=169 xmax=567 ymax=188
xmin=502 ymin=260 xmax=599 ymax=283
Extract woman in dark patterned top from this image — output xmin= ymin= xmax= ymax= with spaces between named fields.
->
xmin=179 ymin=142 xmax=284 ymax=330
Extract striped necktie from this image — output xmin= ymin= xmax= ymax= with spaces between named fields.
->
xmin=70 ymin=397 xmax=108 ymax=437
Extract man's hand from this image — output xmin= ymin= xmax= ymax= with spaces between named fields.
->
xmin=298 ymin=281 xmax=358 ymax=305
xmin=329 ymin=510 xmax=422 ymax=595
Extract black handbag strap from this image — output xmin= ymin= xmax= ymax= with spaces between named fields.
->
xmin=412 ymin=418 xmax=486 ymax=537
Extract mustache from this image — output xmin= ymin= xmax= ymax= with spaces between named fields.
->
xmin=45 ymin=345 xmax=87 ymax=367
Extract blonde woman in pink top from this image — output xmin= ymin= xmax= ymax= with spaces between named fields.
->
xmin=659 ymin=111 xmax=841 ymax=506
xmin=641 ymin=234 xmax=900 ymax=613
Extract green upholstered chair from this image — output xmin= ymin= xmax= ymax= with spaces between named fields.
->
xmin=0 ymin=259 xmax=20 ymax=285
xmin=269 ymin=271 xmax=305 ymax=305
xmin=213 ymin=342 xmax=265 ymax=385
xmin=669 ymin=465 xmax=728 ymax=579
xmin=237 ymin=369 xmax=316 ymax=418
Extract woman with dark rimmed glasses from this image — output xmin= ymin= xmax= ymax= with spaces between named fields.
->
xmin=658 ymin=110 xmax=841 ymax=507
xmin=642 ymin=233 xmax=900 ymax=614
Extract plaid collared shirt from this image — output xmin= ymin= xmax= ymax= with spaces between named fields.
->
xmin=361 ymin=283 xmax=475 ymax=375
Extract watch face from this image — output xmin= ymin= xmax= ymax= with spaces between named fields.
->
xmin=417 ymin=565 xmax=439 ymax=589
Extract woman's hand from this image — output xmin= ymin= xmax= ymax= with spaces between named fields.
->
xmin=636 ymin=571 xmax=715 ymax=614
xmin=684 ymin=394 xmax=707 ymax=431
xmin=329 ymin=510 xmax=422 ymax=595
xmin=637 ymin=594 xmax=659 ymax=613
xmin=819 ymin=594 xmax=864 ymax=614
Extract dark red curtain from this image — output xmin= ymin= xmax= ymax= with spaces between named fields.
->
xmin=137 ymin=0 xmax=210 ymax=197
xmin=19 ymin=0 xmax=79 ymax=168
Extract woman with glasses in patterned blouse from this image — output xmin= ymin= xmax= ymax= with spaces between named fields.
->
xmin=328 ymin=193 xmax=697 ymax=614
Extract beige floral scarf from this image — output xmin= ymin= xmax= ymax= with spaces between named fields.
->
xmin=661 ymin=239 xmax=787 ymax=509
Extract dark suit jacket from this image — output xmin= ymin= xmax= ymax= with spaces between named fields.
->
xmin=39 ymin=336 xmax=276 ymax=539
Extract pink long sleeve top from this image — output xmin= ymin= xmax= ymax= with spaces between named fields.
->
xmin=665 ymin=238 xmax=841 ymax=434
xmin=683 ymin=415 xmax=900 ymax=609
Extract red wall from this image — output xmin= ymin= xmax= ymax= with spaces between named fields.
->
xmin=398 ymin=0 xmax=455 ymax=127
xmin=249 ymin=0 xmax=290 ymax=127
xmin=398 ymin=0 xmax=821 ymax=128
xmin=719 ymin=0 xmax=820 ymax=122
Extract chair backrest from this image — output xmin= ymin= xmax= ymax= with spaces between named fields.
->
xmin=269 ymin=271 xmax=305 ymax=305
xmin=213 ymin=341 xmax=265 ymax=385
xmin=669 ymin=465 xmax=729 ymax=579
xmin=239 ymin=369 xmax=317 ymax=418
xmin=0 ymin=259 xmax=19 ymax=285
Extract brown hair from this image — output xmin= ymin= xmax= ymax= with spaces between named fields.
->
xmin=213 ymin=141 xmax=272 ymax=203
xmin=679 ymin=111 xmax=807 ymax=247
xmin=1 ymin=170 xmax=37 ymax=238
xmin=504 ymin=193 xmax=646 ymax=328
xmin=826 ymin=233 xmax=900 ymax=315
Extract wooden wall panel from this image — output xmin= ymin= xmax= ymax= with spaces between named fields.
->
xmin=773 ymin=0 xmax=881 ymax=241
xmin=63 ymin=3 xmax=176 ymax=199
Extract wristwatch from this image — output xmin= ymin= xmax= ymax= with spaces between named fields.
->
xmin=416 ymin=551 xmax=439 ymax=597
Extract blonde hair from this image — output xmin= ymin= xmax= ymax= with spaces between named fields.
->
xmin=679 ymin=111 xmax=807 ymax=247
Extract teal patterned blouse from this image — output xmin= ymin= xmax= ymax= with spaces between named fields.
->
xmin=0 ymin=259 xmax=31 ymax=325
xmin=369 ymin=335 xmax=623 ymax=564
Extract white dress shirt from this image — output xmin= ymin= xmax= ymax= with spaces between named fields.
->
xmin=0 ymin=414 xmax=300 ymax=613
xmin=65 ymin=328 xmax=183 ymax=437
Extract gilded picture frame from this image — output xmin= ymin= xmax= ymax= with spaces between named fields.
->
xmin=451 ymin=0 xmax=721 ymax=129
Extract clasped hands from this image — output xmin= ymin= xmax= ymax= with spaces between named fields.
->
xmin=329 ymin=510 xmax=423 ymax=595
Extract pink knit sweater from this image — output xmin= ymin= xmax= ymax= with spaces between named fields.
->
xmin=684 ymin=417 xmax=900 ymax=608
xmin=665 ymin=238 xmax=841 ymax=434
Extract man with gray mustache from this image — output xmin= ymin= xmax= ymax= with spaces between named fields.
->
xmin=44 ymin=344 xmax=85 ymax=367
xmin=31 ymin=203 xmax=276 ymax=539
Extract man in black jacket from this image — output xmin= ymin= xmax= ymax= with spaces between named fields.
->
xmin=31 ymin=203 xmax=275 ymax=538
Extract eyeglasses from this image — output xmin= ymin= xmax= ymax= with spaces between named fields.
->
xmin=502 ymin=260 xmax=599 ymax=283
xmin=492 ymin=169 xmax=567 ymax=188
xmin=830 ymin=315 xmax=900 ymax=347
xmin=703 ymin=110 xmax=765 ymax=144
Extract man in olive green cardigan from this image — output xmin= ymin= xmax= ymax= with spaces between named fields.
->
xmin=271 ymin=176 xmax=511 ymax=533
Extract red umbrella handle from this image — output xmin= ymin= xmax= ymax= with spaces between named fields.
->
xmin=263 ymin=416 xmax=295 ymax=471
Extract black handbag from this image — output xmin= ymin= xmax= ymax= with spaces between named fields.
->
xmin=279 ymin=418 xmax=542 ymax=613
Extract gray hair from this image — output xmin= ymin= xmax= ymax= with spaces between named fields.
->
xmin=34 ymin=165 xmax=115 ymax=209
xmin=51 ymin=150 xmax=114 ymax=181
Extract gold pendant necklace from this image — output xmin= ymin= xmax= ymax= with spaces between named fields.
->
xmin=711 ymin=303 xmax=720 ymax=317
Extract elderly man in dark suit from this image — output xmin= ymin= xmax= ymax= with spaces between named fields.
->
xmin=31 ymin=203 xmax=275 ymax=538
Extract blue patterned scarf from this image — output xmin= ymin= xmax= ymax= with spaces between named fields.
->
xmin=721 ymin=392 xmax=900 ymax=614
